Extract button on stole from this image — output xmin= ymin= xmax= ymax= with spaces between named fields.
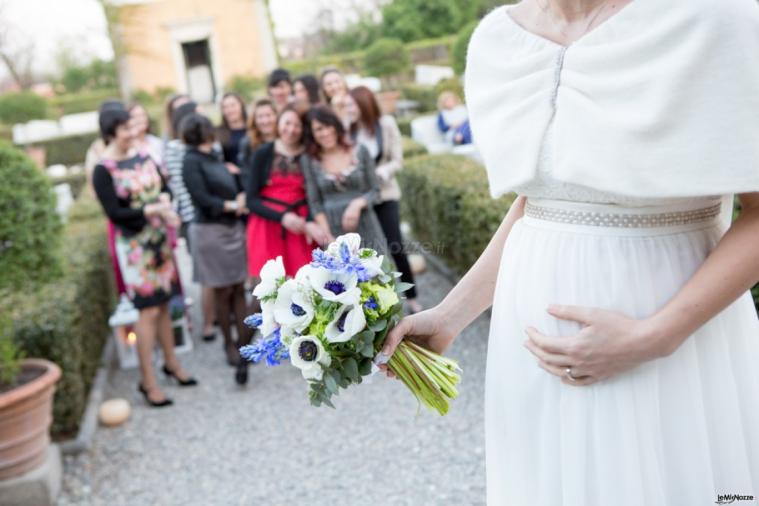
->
xmin=524 ymin=202 xmax=722 ymax=228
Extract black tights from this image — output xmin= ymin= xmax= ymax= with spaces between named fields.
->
xmin=214 ymin=282 xmax=253 ymax=348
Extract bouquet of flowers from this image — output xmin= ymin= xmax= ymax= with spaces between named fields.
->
xmin=240 ymin=233 xmax=462 ymax=415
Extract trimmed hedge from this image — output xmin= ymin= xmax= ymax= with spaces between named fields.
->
xmin=398 ymin=154 xmax=516 ymax=274
xmin=3 ymin=191 xmax=113 ymax=438
xmin=401 ymin=136 xmax=427 ymax=159
xmin=401 ymin=84 xmax=438 ymax=113
xmin=285 ymin=35 xmax=456 ymax=80
xmin=48 ymin=89 xmax=120 ymax=117
xmin=33 ymin=132 xmax=98 ymax=167
xmin=401 ymin=77 xmax=464 ymax=114
xmin=0 ymin=91 xmax=48 ymax=124
xmin=0 ymin=142 xmax=63 ymax=293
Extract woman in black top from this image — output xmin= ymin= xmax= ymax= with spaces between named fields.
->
xmin=181 ymin=113 xmax=253 ymax=385
xmin=217 ymin=92 xmax=247 ymax=176
xmin=93 ymin=108 xmax=197 ymax=408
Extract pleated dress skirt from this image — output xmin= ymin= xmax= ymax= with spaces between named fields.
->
xmin=486 ymin=196 xmax=759 ymax=506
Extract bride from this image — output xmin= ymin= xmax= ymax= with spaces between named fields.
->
xmin=379 ymin=0 xmax=759 ymax=504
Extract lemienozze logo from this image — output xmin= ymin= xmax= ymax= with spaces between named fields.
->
xmin=715 ymin=493 xmax=755 ymax=504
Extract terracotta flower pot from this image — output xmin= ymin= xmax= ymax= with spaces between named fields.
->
xmin=0 ymin=359 xmax=61 ymax=480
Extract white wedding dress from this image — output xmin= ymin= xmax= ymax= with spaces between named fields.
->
xmin=467 ymin=2 xmax=759 ymax=503
xmin=485 ymin=118 xmax=759 ymax=505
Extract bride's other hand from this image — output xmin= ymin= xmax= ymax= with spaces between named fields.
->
xmin=377 ymin=306 xmax=457 ymax=378
xmin=524 ymin=304 xmax=667 ymax=386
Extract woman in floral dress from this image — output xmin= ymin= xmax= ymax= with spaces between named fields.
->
xmin=93 ymin=108 xmax=197 ymax=407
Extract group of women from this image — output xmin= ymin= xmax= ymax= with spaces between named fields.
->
xmin=92 ymin=67 xmax=421 ymax=407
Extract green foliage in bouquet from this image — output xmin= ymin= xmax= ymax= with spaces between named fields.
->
xmin=307 ymin=256 xmax=408 ymax=408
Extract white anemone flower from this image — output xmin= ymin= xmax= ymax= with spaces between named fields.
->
xmin=327 ymin=233 xmax=362 ymax=258
xmin=289 ymin=335 xmax=331 ymax=381
xmin=272 ymin=279 xmax=314 ymax=333
xmin=359 ymin=251 xmax=385 ymax=279
xmin=253 ymin=256 xmax=285 ymax=300
xmin=259 ymin=300 xmax=279 ymax=338
xmin=325 ymin=305 xmax=366 ymax=343
xmin=294 ymin=264 xmax=315 ymax=284
xmin=308 ymin=268 xmax=361 ymax=306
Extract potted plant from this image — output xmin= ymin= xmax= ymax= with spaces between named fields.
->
xmin=0 ymin=322 xmax=61 ymax=480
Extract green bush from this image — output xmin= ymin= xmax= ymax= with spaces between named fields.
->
xmin=48 ymin=89 xmax=120 ymax=117
xmin=225 ymin=75 xmax=266 ymax=102
xmin=4 ymin=191 xmax=113 ymax=438
xmin=397 ymin=116 xmax=413 ymax=137
xmin=434 ymin=77 xmax=464 ymax=103
xmin=0 ymin=124 xmax=12 ymax=141
xmin=0 ymin=91 xmax=48 ymax=124
xmin=401 ymin=78 xmax=464 ymax=114
xmin=452 ymin=21 xmax=479 ymax=75
xmin=364 ymin=38 xmax=411 ymax=79
xmin=0 ymin=142 xmax=63 ymax=293
xmin=34 ymin=132 xmax=98 ymax=167
xmin=401 ymin=84 xmax=438 ymax=113
xmin=402 ymin=136 xmax=427 ymax=159
xmin=398 ymin=154 xmax=516 ymax=274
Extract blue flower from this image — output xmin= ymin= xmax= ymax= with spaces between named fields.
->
xmin=311 ymin=247 xmax=372 ymax=282
xmin=311 ymin=249 xmax=342 ymax=272
xmin=363 ymin=296 xmax=378 ymax=311
xmin=243 ymin=313 xmax=263 ymax=328
xmin=239 ymin=328 xmax=290 ymax=366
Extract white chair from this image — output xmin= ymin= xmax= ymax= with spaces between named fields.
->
xmin=410 ymin=114 xmax=482 ymax=162
xmin=410 ymin=114 xmax=450 ymax=155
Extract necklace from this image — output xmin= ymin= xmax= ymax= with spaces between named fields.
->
xmin=536 ymin=0 xmax=615 ymax=43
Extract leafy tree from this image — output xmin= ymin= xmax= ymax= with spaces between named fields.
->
xmin=225 ymin=75 xmax=266 ymax=102
xmin=451 ymin=20 xmax=479 ymax=74
xmin=323 ymin=17 xmax=383 ymax=54
xmin=381 ymin=0 xmax=463 ymax=42
xmin=363 ymin=38 xmax=410 ymax=81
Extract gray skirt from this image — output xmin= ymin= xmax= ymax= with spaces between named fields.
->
xmin=189 ymin=221 xmax=247 ymax=287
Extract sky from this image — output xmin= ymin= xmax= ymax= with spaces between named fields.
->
xmin=0 ymin=0 xmax=374 ymax=82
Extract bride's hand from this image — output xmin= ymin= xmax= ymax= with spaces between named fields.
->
xmin=523 ymin=304 xmax=666 ymax=386
xmin=376 ymin=306 xmax=457 ymax=378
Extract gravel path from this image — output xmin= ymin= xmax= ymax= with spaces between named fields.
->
xmin=58 ymin=249 xmax=490 ymax=506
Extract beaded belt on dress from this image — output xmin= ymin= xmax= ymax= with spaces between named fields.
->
xmin=524 ymin=201 xmax=722 ymax=228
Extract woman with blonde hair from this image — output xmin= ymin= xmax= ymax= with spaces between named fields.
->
xmin=238 ymin=99 xmax=278 ymax=170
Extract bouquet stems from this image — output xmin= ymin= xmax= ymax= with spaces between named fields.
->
xmin=387 ymin=341 xmax=462 ymax=416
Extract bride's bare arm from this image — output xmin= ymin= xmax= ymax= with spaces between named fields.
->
xmin=643 ymin=192 xmax=759 ymax=354
xmin=436 ymin=195 xmax=527 ymax=335
xmin=380 ymin=196 xmax=527 ymax=360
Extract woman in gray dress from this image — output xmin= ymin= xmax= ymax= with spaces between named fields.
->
xmin=302 ymin=105 xmax=391 ymax=260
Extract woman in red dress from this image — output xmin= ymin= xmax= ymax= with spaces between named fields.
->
xmin=245 ymin=106 xmax=331 ymax=284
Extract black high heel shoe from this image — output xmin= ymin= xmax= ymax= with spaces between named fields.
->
xmin=138 ymin=383 xmax=173 ymax=408
xmin=235 ymin=361 xmax=249 ymax=385
xmin=162 ymin=365 xmax=199 ymax=386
